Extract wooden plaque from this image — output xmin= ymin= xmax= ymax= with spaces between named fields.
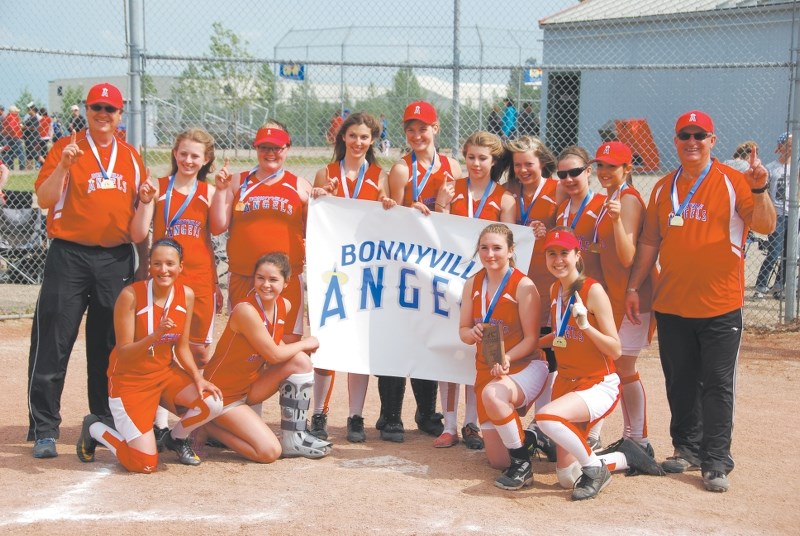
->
xmin=481 ymin=322 xmax=505 ymax=366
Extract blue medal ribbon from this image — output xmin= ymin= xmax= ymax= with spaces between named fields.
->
xmin=481 ymin=267 xmax=513 ymax=323
xmin=562 ymin=190 xmax=593 ymax=230
xmin=238 ymin=166 xmax=283 ymax=206
xmin=670 ymin=161 xmax=712 ymax=221
xmin=411 ymin=151 xmax=437 ymax=202
xmin=339 ymin=159 xmax=368 ymax=199
xmin=164 ymin=175 xmax=198 ymax=237
xmin=468 ymin=178 xmax=494 ymax=219
xmin=555 ymin=285 xmax=576 ymax=338
xmin=517 ymin=180 xmax=546 ymax=225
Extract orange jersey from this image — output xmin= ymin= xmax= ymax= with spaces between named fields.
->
xmin=556 ymin=192 xmax=607 ymax=286
xmin=227 ymin=170 xmax=305 ymax=275
xmin=401 ymin=153 xmax=455 ymax=209
xmin=326 ymin=162 xmax=383 ymax=201
xmin=514 ymin=178 xmax=559 ymax=323
xmin=449 ymin=179 xmax=507 ymax=220
xmin=153 ymin=177 xmax=215 ymax=286
xmin=36 ymin=131 xmax=143 ymax=247
xmin=204 ymin=293 xmax=286 ymax=405
xmin=471 ymin=268 xmax=539 ymax=389
xmin=640 ymin=159 xmax=754 ymax=318
xmin=549 ymin=278 xmax=615 ymax=381
xmin=596 ymin=187 xmax=655 ymax=326
xmin=107 ymin=281 xmax=189 ymax=381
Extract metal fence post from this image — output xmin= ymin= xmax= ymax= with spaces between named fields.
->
xmin=452 ymin=0 xmax=461 ymax=155
xmin=786 ymin=5 xmax=800 ymax=322
xmin=126 ymin=0 xmax=143 ymax=152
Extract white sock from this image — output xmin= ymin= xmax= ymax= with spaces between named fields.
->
xmin=538 ymin=419 xmax=600 ymax=467
xmin=287 ymin=371 xmax=314 ymax=386
xmin=588 ymin=418 xmax=604 ymax=442
xmin=170 ymin=395 xmax=222 ymax=439
xmin=556 ymin=461 xmax=582 ymax=489
xmin=89 ymin=421 xmax=122 ymax=455
xmin=313 ymin=370 xmax=333 ymax=415
xmin=598 ymin=451 xmax=628 ymax=472
xmin=621 ymin=377 xmax=647 ymax=442
xmin=154 ymin=406 xmax=170 ymax=429
xmin=439 ymin=381 xmax=459 ymax=435
xmin=347 ymin=373 xmax=369 ymax=417
xmin=492 ymin=414 xmax=523 ymax=450
xmin=463 ymin=385 xmax=478 ymax=426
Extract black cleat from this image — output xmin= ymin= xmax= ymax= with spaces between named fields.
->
xmin=495 ymin=456 xmax=534 ymax=490
xmin=308 ymin=413 xmax=329 ymax=440
xmin=154 ymin=426 xmax=169 ymax=453
xmin=163 ymin=432 xmax=201 ymax=466
xmin=76 ymin=414 xmax=100 ymax=463
xmin=415 ymin=410 xmax=444 ymax=437
xmin=347 ymin=415 xmax=366 ymax=443
xmin=572 ymin=462 xmax=611 ymax=501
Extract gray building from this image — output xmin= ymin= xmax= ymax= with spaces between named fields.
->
xmin=539 ymin=0 xmax=796 ymax=170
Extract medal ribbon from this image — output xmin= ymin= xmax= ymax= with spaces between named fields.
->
xmin=164 ymin=175 xmax=198 ymax=236
xmin=339 ymin=159 xmax=368 ymax=199
xmin=592 ymin=183 xmax=627 ymax=244
xmin=518 ymin=179 xmax=546 ymax=225
xmin=255 ymin=293 xmax=277 ymax=339
xmin=555 ymin=285 xmax=576 ymax=339
xmin=481 ymin=267 xmax=513 ymax=323
xmin=411 ymin=151 xmax=437 ymax=202
xmin=147 ymin=279 xmax=175 ymax=346
xmin=238 ymin=166 xmax=284 ymax=205
xmin=670 ymin=161 xmax=712 ymax=220
xmin=86 ymin=131 xmax=118 ymax=182
xmin=561 ymin=189 xmax=593 ymax=230
xmin=468 ymin=179 xmax=494 ymax=219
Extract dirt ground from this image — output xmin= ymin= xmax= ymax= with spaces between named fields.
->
xmin=0 ymin=317 xmax=798 ymax=535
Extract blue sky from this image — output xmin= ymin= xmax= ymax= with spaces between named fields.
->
xmin=0 ymin=0 xmax=576 ymax=104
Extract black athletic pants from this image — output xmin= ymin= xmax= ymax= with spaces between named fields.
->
xmin=27 ymin=239 xmax=134 ymax=441
xmin=655 ymin=309 xmax=742 ymax=474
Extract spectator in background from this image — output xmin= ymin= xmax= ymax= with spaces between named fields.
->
xmin=0 ymin=105 xmax=6 ymax=159
xmin=2 ymin=105 xmax=25 ymax=170
xmin=68 ymin=104 xmax=87 ymax=134
xmin=22 ymin=103 xmax=40 ymax=169
xmin=52 ymin=113 xmax=65 ymax=142
xmin=502 ymin=98 xmax=518 ymax=139
xmin=517 ymin=102 xmax=540 ymax=138
xmin=38 ymin=107 xmax=53 ymax=166
xmin=755 ymin=132 xmax=793 ymax=299
xmin=326 ymin=111 xmax=343 ymax=145
xmin=487 ymin=104 xmax=502 ymax=137
xmin=379 ymin=113 xmax=390 ymax=156
xmin=0 ymin=160 xmax=8 ymax=205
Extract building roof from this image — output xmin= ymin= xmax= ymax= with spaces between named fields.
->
xmin=540 ymin=0 xmax=792 ymax=25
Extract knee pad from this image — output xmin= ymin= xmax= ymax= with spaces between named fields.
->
xmin=119 ymin=447 xmax=159 ymax=474
xmin=556 ymin=461 xmax=582 ymax=489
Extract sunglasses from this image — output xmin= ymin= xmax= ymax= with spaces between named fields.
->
xmin=676 ymin=131 xmax=712 ymax=141
xmin=89 ymin=104 xmax=119 ymax=113
xmin=257 ymin=145 xmax=287 ymax=154
xmin=556 ymin=165 xmax=589 ymax=180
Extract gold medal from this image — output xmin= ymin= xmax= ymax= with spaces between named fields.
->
xmin=670 ymin=215 xmax=684 ymax=227
xmin=100 ymin=178 xmax=116 ymax=190
xmin=588 ymin=243 xmax=601 ymax=253
xmin=552 ymin=336 xmax=567 ymax=348
xmin=235 ymin=201 xmax=245 ymax=212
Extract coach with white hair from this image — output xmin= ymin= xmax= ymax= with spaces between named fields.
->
xmin=624 ymin=110 xmax=775 ymax=493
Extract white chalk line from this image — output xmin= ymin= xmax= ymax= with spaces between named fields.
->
xmin=1 ymin=466 xmax=283 ymax=526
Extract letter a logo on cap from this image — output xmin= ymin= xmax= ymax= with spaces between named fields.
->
xmin=267 ymin=129 xmax=271 ymax=135
xmin=689 ymin=113 xmax=696 ymax=122
xmin=414 ymin=106 xmax=421 ymax=115
xmin=102 ymin=88 xmax=109 ymax=97
xmin=603 ymin=145 xmax=611 ymax=154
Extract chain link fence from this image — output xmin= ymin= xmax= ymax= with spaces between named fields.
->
xmin=1 ymin=0 xmax=798 ymax=325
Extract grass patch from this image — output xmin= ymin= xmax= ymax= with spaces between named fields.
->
xmin=5 ymin=172 xmax=38 ymax=192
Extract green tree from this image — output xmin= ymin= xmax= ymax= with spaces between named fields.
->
xmin=60 ymin=85 xmax=85 ymax=118
xmin=506 ymin=58 xmax=541 ymax=112
xmin=141 ymin=73 xmax=158 ymax=98
xmin=15 ymin=88 xmax=39 ymax=112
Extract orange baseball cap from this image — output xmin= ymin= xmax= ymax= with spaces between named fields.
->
xmin=86 ymin=83 xmax=124 ymax=109
xmin=403 ymin=101 xmax=437 ymax=125
xmin=253 ymin=127 xmax=291 ymax=147
xmin=593 ymin=141 xmax=632 ymax=166
xmin=675 ymin=110 xmax=714 ymax=133
xmin=543 ymin=228 xmax=580 ymax=250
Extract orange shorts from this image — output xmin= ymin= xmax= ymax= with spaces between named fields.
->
xmin=228 ymin=271 xmax=304 ymax=337
xmin=109 ymin=365 xmax=195 ymax=441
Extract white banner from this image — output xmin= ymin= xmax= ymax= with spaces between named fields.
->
xmin=306 ymin=196 xmax=534 ymax=385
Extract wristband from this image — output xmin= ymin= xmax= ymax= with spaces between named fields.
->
xmin=751 ymin=185 xmax=768 ymax=194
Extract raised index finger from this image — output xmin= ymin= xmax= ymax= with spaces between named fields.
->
xmin=70 ymin=130 xmax=77 ymax=145
xmin=223 ymin=157 xmax=230 ymax=169
xmin=573 ymin=291 xmax=584 ymax=305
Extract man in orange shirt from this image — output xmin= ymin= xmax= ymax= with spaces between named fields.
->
xmin=625 ymin=110 xmax=775 ymax=493
xmin=27 ymin=83 xmax=147 ymax=460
